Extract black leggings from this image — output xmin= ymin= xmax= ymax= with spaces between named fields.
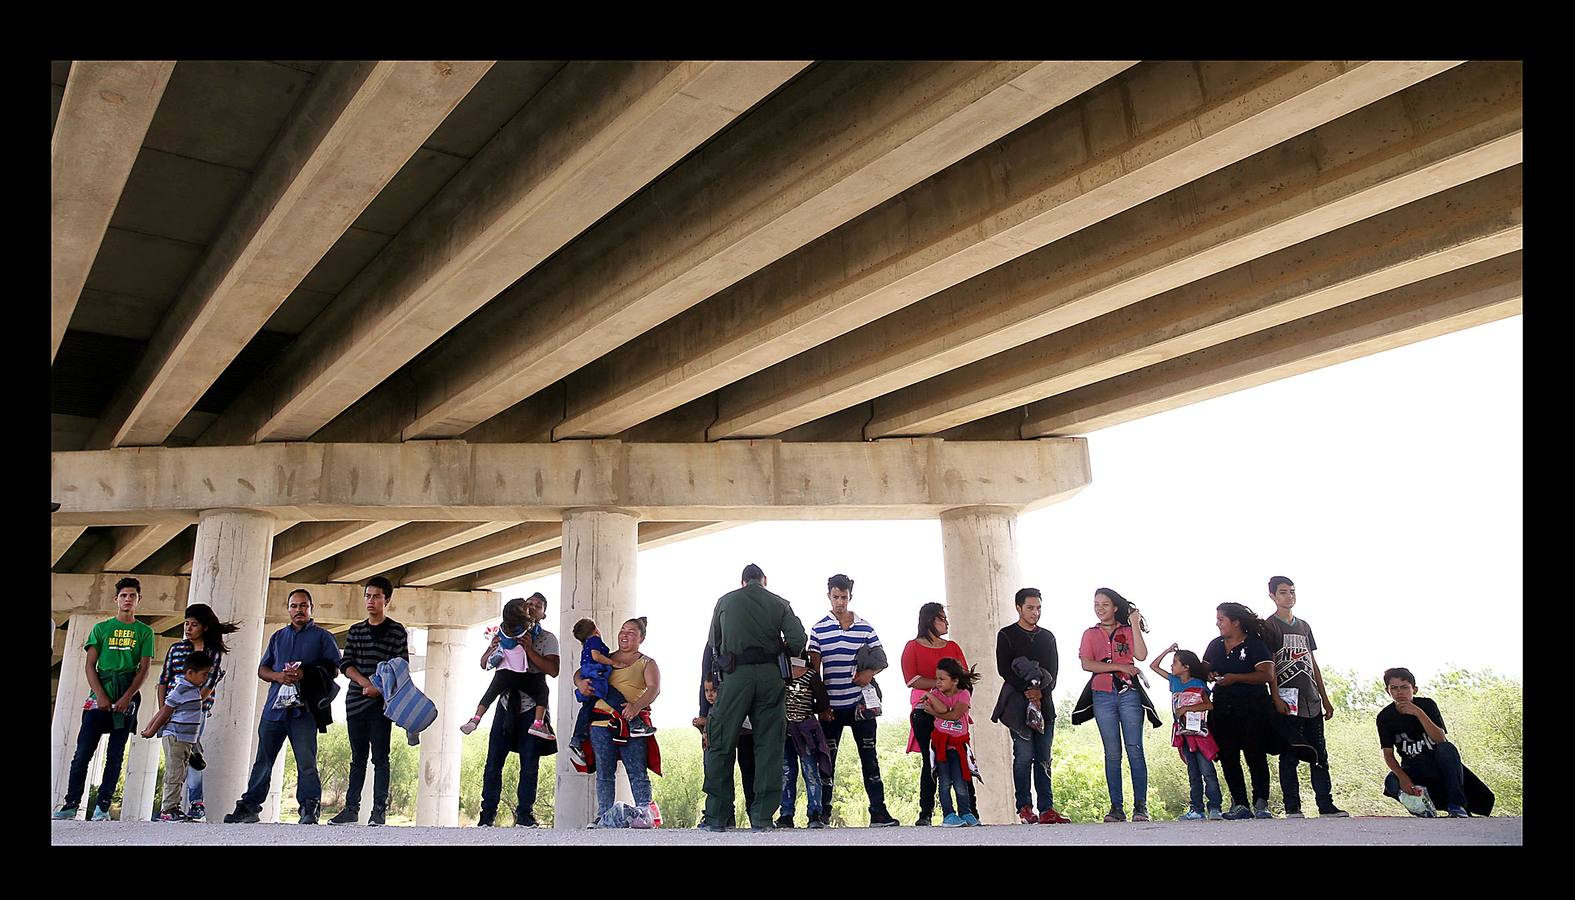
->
xmin=479 ymin=669 xmax=548 ymax=711
xmin=1211 ymin=690 xmax=1273 ymax=808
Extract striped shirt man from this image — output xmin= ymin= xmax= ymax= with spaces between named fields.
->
xmin=340 ymin=617 xmax=409 ymax=718
xmin=808 ymin=614 xmax=883 ymax=710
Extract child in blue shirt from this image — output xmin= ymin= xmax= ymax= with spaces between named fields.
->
xmin=571 ymin=618 xmax=647 ymax=749
xmin=1151 ymin=643 xmax=1222 ymax=820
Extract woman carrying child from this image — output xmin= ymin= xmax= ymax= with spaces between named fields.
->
xmin=900 ymin=602 xmax=972 ymax=826
xmin=917 ymin=657 xmax=980 ymax=827
xmin=574 ymin=617 xmax=663 ymax=826
xmin=1151 ymin=643 xmax=1223 ymax=820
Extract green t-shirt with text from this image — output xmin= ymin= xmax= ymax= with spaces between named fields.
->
xmin=84 ymin=617 xmax=154 ymax=702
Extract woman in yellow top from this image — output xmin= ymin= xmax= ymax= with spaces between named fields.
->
xmin=574 ymin=617 xmax=662 ymax=824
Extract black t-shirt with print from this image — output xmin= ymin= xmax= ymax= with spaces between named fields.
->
xmin=1203 ymin=635 xmax=1272 ymax=704
xmin=1376 ymin=697 xmax=1448 ymax=765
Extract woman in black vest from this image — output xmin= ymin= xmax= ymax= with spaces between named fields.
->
xmin=1203 ymin=602 xmax=1277 ymax=820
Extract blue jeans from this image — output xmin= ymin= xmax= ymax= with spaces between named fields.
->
xmin=1011 ymin=716 xmax=1055 ymax=812
xmin=239 ymin=712 xmax=320 ymax=813
xmin=185 ymin=717 xmax=206 ymax=809
xmin=64 ymin=707 xmax=134 ymax=811
xmin=1384 ymin=742 xmax=1468 ymax=812
xmin=588 ymin=725 xmax=652 ymax=817
xmin=1180 ymin=746 xmax=1223 ymax=813
xmin=479 ymin=705 xmax=546 ymax=824
xmin=935 ymin=749 xmax=972 ymax=817
xmin=1091 ymin=688 xmax=1148 ymax=814
xmin=780 ymin=736 xmax=823 ymax=819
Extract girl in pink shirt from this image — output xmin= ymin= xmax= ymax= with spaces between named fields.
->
xmin=918 ymin=657 xmax=979 ymax=826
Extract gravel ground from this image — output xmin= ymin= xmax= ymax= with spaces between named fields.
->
xmin=52 ymin=815 xmax=1522 ymax=846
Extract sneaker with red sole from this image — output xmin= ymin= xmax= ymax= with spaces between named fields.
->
xmin=1037 ymin=808 xmax=1071 ymax=825
xmin=1018 ymin=805 xmax=1037 ymax=825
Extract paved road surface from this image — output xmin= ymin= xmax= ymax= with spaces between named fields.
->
xmin=52 ymin=815 xmax=1522 ymax=846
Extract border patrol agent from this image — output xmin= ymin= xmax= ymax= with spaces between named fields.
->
xmin=700 ymin=563 xmax=807 ymax=831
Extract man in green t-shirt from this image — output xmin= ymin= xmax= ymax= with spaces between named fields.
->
xmin=52 ymin=577 xmax=155 ymax=821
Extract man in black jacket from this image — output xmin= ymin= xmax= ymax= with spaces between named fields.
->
xmin=993 ymin=588 xmax=1070 ymax=825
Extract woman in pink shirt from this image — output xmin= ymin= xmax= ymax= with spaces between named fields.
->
xmin=901 ymin=602 xmax=970 ymax=826
xmin=1078 ymin=588 xmax=1150 ymax=822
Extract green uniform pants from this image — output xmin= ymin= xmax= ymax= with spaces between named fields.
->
xmin=703 ymin=663 xmax=786 ymax=827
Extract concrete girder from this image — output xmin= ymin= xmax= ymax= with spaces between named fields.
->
xmin=706 ymin=61 xmax=1523 ymax=439
xmin=51 ymin=572 xmax=502 ymax=628
xmin=472 ymin=521 xmax=739 ymax=589
xmin=321 ymin=61 xmax=1136 ymax=444
xmin=147 ymin=614 xmax=187 ymax=635
xmin=1017 ymin=252 xmax=1522 ymax=437
xmin=865 ymin=168 xmax=1523 ymax=437
xmin=52 ymin=526 xmax=87 ymax=566
xmin=86 ymin=61 xmax=494 ymax=450
xmin=552 ymin=60 xmax=1462 ymax=440
xmin=198 ymin=61 xmax=809 ymax=446
xmin=269 ymin=520 xmax=407 ymax=577
xmin=102 ymin=523 xmax=187 ymax=572
xmin=52 ymin=438 xmax=1092 ymax=525
xmin=51 ymin=61 xmax=175 ymax=362
xmin=326 ymin=522 xmax=517 ymax=583
xmin=399 ymin=523 xmax=562 ymax=586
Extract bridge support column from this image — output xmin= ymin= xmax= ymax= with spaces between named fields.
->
xmin=121 ymin=687 xmax=163 ymax=821
xmin=417 ymin=625 xmax=468 ymax=826
xmin=51 ymin=612 xmax=104 ymax=815
xmin=188 ymin=508 xmax=274 ymax=822
xmin=554 ymin=507 xmax=640 ymax=829
xmin=939 ymin=505 xmax=1023 ymax=825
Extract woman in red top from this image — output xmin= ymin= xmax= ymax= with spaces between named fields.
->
xmin=1078 ymin=588 xmax=1150 ymax=822
xmin=901 ymin=602 xmax=970 ymax=826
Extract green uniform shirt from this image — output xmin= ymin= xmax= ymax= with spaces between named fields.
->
xmin=707 ymin=582 xmax=808 ymax=658
xmin=84 ymin=617 xmax=154 ymax=703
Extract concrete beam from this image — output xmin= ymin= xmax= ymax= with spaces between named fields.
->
xmin=1019 ymin=252 xmax=1522 ymax=437
xmin=326 ymin=522 xmax=517 ymax=583
xmin=707 ymin=61 xmax=1523 ymax=439
xmin=87 ymin=60 xmax=493 ymax=450
xmin=400 ymin=523 xmax=562 ymax=586
xmin=53 ymin=439 xmax=1092 ymax=525
xmin=269 ymin=520 xmax=406 ymax=578
xmin=199 ymin=61 xmax=809 ymax=446
xmin=323 ymin=61 xmax=1136 ymax=443
xmin=51 ymin=572 xmax=502 ymax=628
xmin=866 ymin=169 xmax=1523 ymax=437
xmin=51 ymin=61 xmax=175 ymax=361
xmin=553 ymin=60 xmax=1461 ymax=439
xmin=102 ymin=523 xmax=186 ymax=572
xmin=52 ymin=526 xmax=86 ymax=566
xmin=147 ymin=614 xmax=187 ymax=635
xmin=474 ymin=521 xmax=739 ymax=590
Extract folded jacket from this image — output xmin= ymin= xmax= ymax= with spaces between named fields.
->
xmin=372 ymin=657 xmax=439 ymax=746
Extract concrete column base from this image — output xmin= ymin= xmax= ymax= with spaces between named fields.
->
xmin=940 ymin=505 xmax=1023 ymax=825
xmin=554 ymin=507 xmax=639 ymax=829
xmin=121 ymin=690 xmax=163 ymax=821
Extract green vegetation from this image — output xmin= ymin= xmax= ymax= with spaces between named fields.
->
xmin=108 ymin=667 xmax=1518 ymax=823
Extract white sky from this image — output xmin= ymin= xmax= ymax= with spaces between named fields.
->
xmin=451 ymin=316 xmax=1523 ymax=729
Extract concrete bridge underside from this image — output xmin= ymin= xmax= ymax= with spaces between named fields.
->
xmin=51 ymin=59 xmax=1522 ymax=828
